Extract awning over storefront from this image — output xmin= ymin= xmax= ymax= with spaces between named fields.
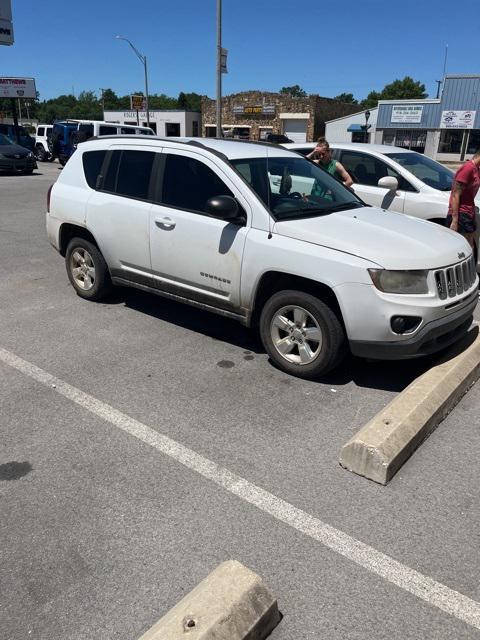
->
xmin=347 ymin=124 xmax=371 ymax=132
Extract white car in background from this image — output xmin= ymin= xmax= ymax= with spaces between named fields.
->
xmin=283 ymin=142 xmax=480 ymax=258
xmin=34 ymin=124 xmax=54 ymax=161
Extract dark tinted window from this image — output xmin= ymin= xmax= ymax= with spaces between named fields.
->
xmin=121 ymin=127 xmax=136 ymax=134
xmin=165 ymin=123 xmax=180 ymax=136
xmin=161 ymin=154 xmax=233 ymax=212
xmin=79 ymin=123 xmax=94 ymax=136
xmin=99 ymin=125 xmax=118 ymax=136
xmin=82 ymin=150 xmax=107 ymax=189
xmin=37 ymin=127 xmax=45 ymax=136
xmin=103 ymin=150 xmax=155 ymax=200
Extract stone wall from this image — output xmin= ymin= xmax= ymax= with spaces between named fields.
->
xmin=201 ymin=91 xmax=360 ymax=141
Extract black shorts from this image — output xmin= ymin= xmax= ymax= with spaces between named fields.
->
xmin=445 ymin=212 xmax=477 ymax=234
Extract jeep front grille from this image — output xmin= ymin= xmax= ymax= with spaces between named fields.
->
xmin=434 ymin=256 xmax=477 ymax=300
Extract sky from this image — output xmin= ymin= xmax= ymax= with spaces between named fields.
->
xmin=2 ymin=0 xmax=479 ymax=102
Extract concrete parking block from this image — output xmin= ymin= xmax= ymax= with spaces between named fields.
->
xmin=340 ymin=328 xmax=480 ymax=485
xmin=137 ymin=560 xmax=281 ymax=640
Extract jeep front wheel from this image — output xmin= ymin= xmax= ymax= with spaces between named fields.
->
xmin=66 ymin=238 xmax=112 ymax=301
xmin=259 ymin=290 xmax=345 ymax=379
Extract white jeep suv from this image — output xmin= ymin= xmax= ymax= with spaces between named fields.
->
xmin=46 ymin=137 xmax=478 ymax=379
xmin=34 ymin=124 xmax=54 ymax=161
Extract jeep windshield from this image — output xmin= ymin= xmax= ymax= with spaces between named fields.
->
xmin=231 ymin=156 xmax=363 ymax=220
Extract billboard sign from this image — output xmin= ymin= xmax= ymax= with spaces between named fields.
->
xmin=440 ymin=110 xmax=476 ymax=129
xmin=0 ymin=77 xmax=36 ymax=98
xmin=391 ymin=105 xmax=424 ymax=124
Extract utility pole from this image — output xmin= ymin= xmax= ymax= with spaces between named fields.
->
xmin=435 ymin=80 xmax=442 ymax=99
xmin=99 ymin=88 xmax=106 ymax=116
xmin=216 ymin=0 xmax=222 ymax=137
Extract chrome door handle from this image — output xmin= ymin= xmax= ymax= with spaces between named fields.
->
xmin=155 ymin=216 xmax=176 ymax=229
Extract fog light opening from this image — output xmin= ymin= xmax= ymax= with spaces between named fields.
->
xmin=391 ymin=315 xmax=421 ymax=335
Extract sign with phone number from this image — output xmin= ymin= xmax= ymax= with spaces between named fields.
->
xmin=440 ymin=110 xmax=476 ymax=129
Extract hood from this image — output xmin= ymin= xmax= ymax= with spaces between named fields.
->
xmin=0 ymin=142 xmax=31 ymax=156
xmin=273 ymin=206 xmax=470 ymax=270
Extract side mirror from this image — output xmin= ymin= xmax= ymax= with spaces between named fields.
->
xmin=205 ymin=195 xmax=240 ymax=221
xmin=378 ymin=176 xmax=398 ymax=191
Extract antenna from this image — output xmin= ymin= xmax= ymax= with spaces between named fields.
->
xmin=442 ymin=44 xmax=448 ymax=78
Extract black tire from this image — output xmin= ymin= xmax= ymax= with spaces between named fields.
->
xmin=58 ymin=154 xmax=68 ymax=166
xmin=259 ymin=290 xmax=346 ymax=379
xmin=65 ymin=237 xmax=112 ymax=301
xmin=35 ymin=144 xmax=46 ymax=161
xmin=22 ymin=169 xmax=34 ymax=175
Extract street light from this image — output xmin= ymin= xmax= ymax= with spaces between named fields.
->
xmin=364 ymin=109 xmax=371 ymax=144
xmin=115 ymin=35 xmax=150 ymax=128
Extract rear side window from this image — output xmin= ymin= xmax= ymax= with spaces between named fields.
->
xmin=82 ymin=150 xmax=107 ymax=189
xmin=37 ymin=127 xmax=45 ymax=136
xmin=160 ymin=154 xmax=233 ymax=213
xmin=99 ymin=125 xmax=118 ymax=136
xmin=121 ymin=127 xmax=136 ymax=134
xmin=79 ymin=123 xmax=94 ymax=137
xmin=103 ymin=150 xmax=155 ymax=200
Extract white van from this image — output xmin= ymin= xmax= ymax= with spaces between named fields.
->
xmin=72 ymin=120 xmax=155 ymax=142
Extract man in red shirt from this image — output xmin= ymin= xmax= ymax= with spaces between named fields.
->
xmin=446 ymin=149 xmax=480 ymax=250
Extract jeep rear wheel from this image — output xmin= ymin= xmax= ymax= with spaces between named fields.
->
xmin=35 ymin=144 xmax=46 ymax=161
xmin=260 ymin=290 xmax=345 ymax=379
xmin=66 ymin=238 xmax=112 ymax=301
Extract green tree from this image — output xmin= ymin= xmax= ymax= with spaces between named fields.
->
xmin=279 ymin=85 xmax=307 ymax=98
xmin=361 ymin=90 xmax=382 ymax=109
xmin=333 ymin=92 xmax=358 ymax=104
xmin=361 ymin=77 xmax=427 ymax=109
xmin=177 ymin=92 xmax=188 ymax=109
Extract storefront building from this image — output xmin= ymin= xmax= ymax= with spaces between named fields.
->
xmin=325 ymin=107 xmax=378 ymax=143
xmin=375 ymin=75 xmax=480 ymax=161
xmin=201 ymin=91 xmax=359 ymax=142
xmin=103 ymin=109 xmax=200 ymax=137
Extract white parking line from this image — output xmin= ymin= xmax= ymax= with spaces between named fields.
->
xmin=1 ymin=345 xmax=479 ymax=631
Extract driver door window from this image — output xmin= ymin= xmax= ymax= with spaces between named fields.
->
xmin=339 ymin=150 xmax=407 ymax=211
xmin=159 ymin=153 xmax=234 ymax=214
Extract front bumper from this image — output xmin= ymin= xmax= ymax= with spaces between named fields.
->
xmin=349 ymin=292 xmax=477 ymax=359
xmin=0 ymin=157 xmax=37 ymax=171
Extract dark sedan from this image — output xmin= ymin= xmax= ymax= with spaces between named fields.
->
xmin=0 ymin=133 xmax=37 ymax=174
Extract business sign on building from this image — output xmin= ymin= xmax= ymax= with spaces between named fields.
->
xmin=0 ymin=77 xmax=36 ymax=98
xmin=0 ymin=0 xmax=13 ymax=45
xmin=440 ymin=110 xmax=476 ymax=129
xmin=233 ymin=105 xmax=276 ymax=116
xmin=391 ymin=105 xmax=424 ymax=123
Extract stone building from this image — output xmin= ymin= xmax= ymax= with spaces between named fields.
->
xmin=201 ymin=91 xmax=360 ymax=142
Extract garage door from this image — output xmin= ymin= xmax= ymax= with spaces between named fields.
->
xmin=282 ymin=119 xmax=308 ymax=143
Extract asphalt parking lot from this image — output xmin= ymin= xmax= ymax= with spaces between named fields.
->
xmin=1 ymin=161 xmax=480 ymax=640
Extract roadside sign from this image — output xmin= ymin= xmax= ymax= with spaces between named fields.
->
xmin=130 ymin=94 xmax=146 ymax=110
xmin=220 ymin=48 xmax=228 ymax=74
xmin=0 ymin=77 xmax=36 ymax=98
xmin=0 ymin=0 xmax=13 ymax=45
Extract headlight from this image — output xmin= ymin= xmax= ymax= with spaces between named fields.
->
xmin=368 ymin=269 xmax=429 ymax=294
